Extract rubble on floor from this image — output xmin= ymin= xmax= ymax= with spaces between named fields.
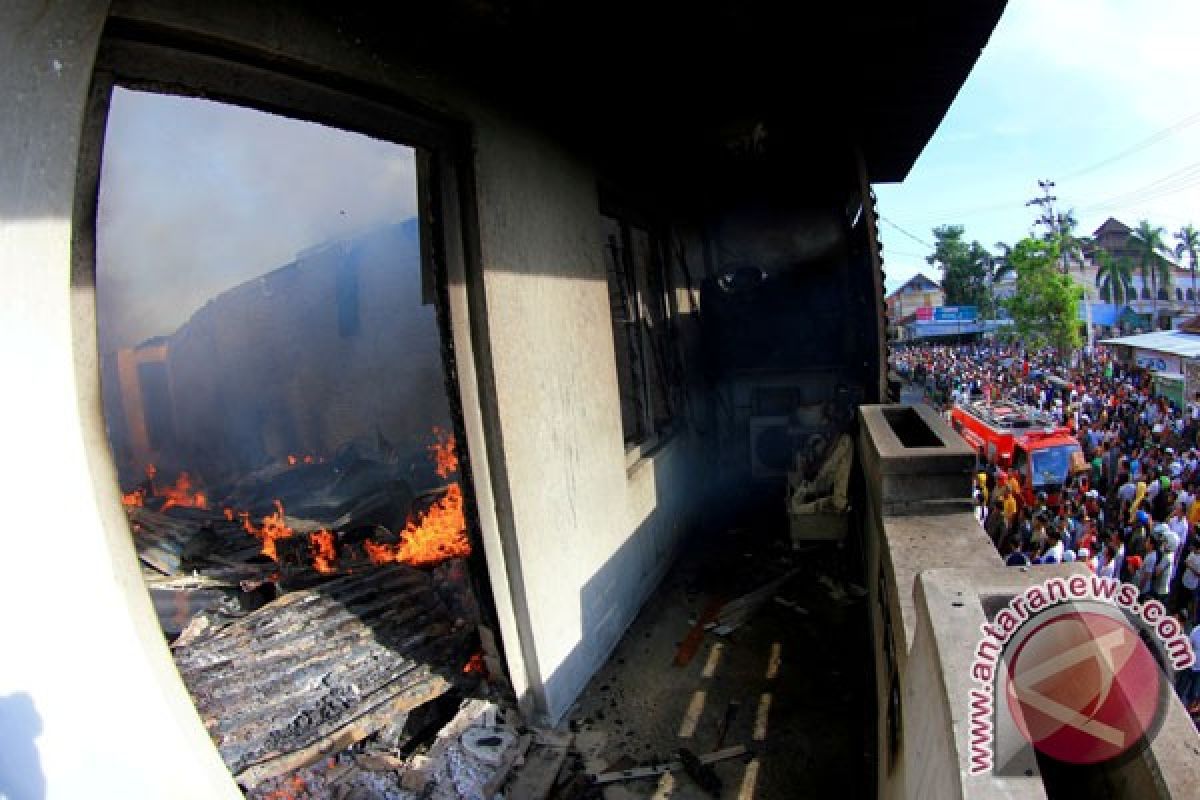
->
xmin=241 ymin=695 xmax=606 ymax=800
xmin=558 ymin=516 xmax=873 ymax=799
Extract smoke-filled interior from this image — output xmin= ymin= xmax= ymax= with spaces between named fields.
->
xmin=96 ymin=88 xmax=478 ymax=577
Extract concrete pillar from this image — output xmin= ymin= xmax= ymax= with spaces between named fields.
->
xmin=0 ymin=3 xmax=241 ymax=797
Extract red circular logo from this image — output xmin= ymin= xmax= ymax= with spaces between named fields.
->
xmin=1004 ymin=609 xmax=1161 ymax=764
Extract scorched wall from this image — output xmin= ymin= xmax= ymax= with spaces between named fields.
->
xmin=0 ymin=2 xmax=709 ymax=797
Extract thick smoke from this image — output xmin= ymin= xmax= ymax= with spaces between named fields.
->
xmin=96 ymin=88 xmax=418 ymax=352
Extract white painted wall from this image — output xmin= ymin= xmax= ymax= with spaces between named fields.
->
xmin=1 ymin=4 xmax=705 ymax=798
xmin=471 ymin=120 xmax=698 ymax=718
xmin=0 ymin=2 xmax=241 ymax=798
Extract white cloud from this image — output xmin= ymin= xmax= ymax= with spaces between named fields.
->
xmin=876 ymin=0 xmax=1200 ymax=261
xmin=992 ymin=0 xmax=1200 ymax=122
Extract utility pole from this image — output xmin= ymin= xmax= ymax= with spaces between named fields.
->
xmin=1026 ymin=179 xmax=1071 ymax=274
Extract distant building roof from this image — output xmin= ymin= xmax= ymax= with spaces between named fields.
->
xmin=1092 ymin=217 xmax=1131 ymax=239
xmin=1089 ymin=217 xmax=1183 ymax=270
xmin=887 ymin=272 xmax=941 ymax=298
xmin=1100 ymin=330 xmax=1200 ymax=359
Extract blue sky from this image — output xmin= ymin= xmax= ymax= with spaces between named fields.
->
xmin=876 ymin=0 xmax=1200 ymax=293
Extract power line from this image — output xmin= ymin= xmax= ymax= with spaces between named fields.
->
xmin=878 ymin=215 xmax=934 ymax=249
xmin=879 ymin=110 xmax=1200 ymax=225
xmin=1080 ymin=160 xmax=1200 ymax=212
xmin=1061 ymin=109 xmax=1200 ymax=180
xmin=884 ymin=249 xmax=932 ymax=260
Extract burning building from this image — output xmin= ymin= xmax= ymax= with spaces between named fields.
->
xmin=28 ymin=3 xmax=1192 ymax=800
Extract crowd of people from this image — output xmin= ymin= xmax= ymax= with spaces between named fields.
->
xmin=892 ymin=342 xmax=1200 ymax=711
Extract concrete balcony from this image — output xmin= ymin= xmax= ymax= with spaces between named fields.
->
xmin=859 ymin=403 xmax=1200 ymax=800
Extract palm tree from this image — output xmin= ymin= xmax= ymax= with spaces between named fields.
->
xmin=1094 ymin=249 xmax=1134 ymax=306
xmin=987 ymin=241 xmax=1013 ymax=319
xmin=1132 ymin=220 xmax=1170 ymax=328
xmin=1174 ymin=223 xmax=1200 ymax=313
xmin=1055 ymin=209 xmax=1092 ymax=273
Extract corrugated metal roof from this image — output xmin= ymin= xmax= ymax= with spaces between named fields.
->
xmin=1100 ymin=330 xmax=1200 ymax=358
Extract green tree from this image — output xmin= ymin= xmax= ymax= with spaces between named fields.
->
xmin=1003 ymin=236 xmax=1082 ymax=354
xmin=926 ymin=225 xmax=990 ymax=308
xmin=1094 ymin=248 xmax=1135 ymax=305
xmin=1132 ymin=220 xmax=1170 ymax=328
xmin=1174 ymin=223 xmax=1200 ymax=313
xmin=1053 ymin=209 xmax=1092 ymax=274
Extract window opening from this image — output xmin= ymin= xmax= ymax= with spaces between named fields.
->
xmin=94 ymin=86 xmax=484 ymax=788
xmin=601 ymin=213 xmax=679 ymax=447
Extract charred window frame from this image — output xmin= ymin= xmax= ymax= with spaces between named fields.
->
xmin=600 ymin=203 xmax=680 ymax=453
xmin=73 ymin=20 xmax=516 ymax=683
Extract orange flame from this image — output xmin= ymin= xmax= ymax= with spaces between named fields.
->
xmin=243 ymin=501 xmax=295 ymax=561
xmin=462 ymin=652 xmax=486 ymax=676
xmin=430 ymin=428 xmax=458 ymax=479
xmin=311 ymin=529 xmax=337 ymax=574
xmin=121 ymin=488 xmax=145 ymax=508
xmin=365 ymin=431 xmax=469 ymax=568
xmin=261 ymin=774 xmax=307 ymax=800
xmin=365 ymin=484 xmax=469 ymax=567
xmin=286 ymin=454 xmax=320 ymax=466
xmin=157 ymin=471 xmax=208 ymax=511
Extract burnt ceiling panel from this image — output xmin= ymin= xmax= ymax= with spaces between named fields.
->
xmin=354 ymin=0 xmax=1008 ymax=182
xmin=108 ymin=0 xmax=1007 ymax=182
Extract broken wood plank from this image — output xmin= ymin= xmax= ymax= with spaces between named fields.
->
xmin=674 ymin=598 xmax=725 ymax=667
xmin=353 ymin=752 xmax=407 ymax=772
xmin=506 ymin=735 xmax=573 ymax=800
xmin=532 ymin=728 xmax=574 ymax=748
xmin=714 ymin=569 xmax=800 ymax=632
xmin=592 ymin=745 xmax=748 ymax=785
xmin=400 ymin=697 xmax=497 ymax=793
xmin=235 ymin=675 xmax=451 ymax=787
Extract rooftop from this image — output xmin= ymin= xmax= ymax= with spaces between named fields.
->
xmin=1100 ymin=329 xmax=1200 ymax=359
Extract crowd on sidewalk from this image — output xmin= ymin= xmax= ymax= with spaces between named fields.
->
xmin=891 ymin=342 xmax=1200 ymax=711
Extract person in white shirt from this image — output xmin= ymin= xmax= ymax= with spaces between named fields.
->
xmin=1136 ymin=537 xmax=1159 ymax=599
xmin=1163 ymin=525 xmax=1185 ymax=589
xmin=1096 ymin=544 xmax=1120 ymax=580
xmin=1153 ymin=540 xmax=1174 ymax=605
xmin=1042 ymin=529 xmax=1065 ymax=564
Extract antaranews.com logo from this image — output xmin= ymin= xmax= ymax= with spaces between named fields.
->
xmin=967 ymin=574 xmax=1194 ymax=775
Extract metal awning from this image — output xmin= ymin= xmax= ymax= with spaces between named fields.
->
xmin=1099 ymin=331 xmax=1200 ymax=359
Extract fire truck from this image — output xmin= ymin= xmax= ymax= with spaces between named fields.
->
xmin=949 ymin=400 xmax=1085 ymax=506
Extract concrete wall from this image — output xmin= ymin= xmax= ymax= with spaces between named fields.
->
xmin=470 ymin=117 xmax=707 ymax=718
xmin=1 ymin=2 xmax=710 ymax=796
xmin=0 ymin=2 xmax=242 ymax=798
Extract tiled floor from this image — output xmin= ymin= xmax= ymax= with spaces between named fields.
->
xmin=563 ymin=516 xmax=875 ymax=799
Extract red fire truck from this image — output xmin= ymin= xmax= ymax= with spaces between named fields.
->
xmin=949 ymin=400 xmax=1085 ymax=506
